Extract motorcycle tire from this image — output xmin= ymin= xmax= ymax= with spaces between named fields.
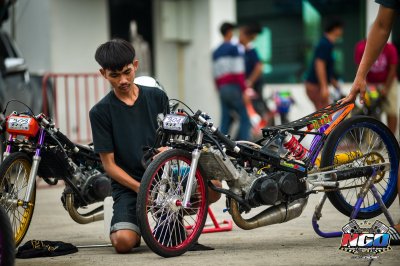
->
xmin=0 ymin=152 xmax=35 ymax=246
xmin=0 ymin=206 xmax=15 ymax=266
xmin=320 ymin=116 xmax=399 ymax=219
xmin=137 ymin=149 xmax=208 ymax=258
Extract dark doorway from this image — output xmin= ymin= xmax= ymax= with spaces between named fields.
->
xmin=108 ymin=0 xmax=153 ymax=74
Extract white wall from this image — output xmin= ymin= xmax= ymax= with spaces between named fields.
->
xmin=3 ymin=0 xmax=109 ymax=74
xmin=153 ymin=0 xmax=180 ymax=100
xmin=209 ymin=0 xmax=236 ymax=50
xmin=3 ymin=0 xmax=51 ymax=74
xmin=49 ymin=0 xmax=109 ymax=72
xmin=366 ymin=0 xmax=379 ymax=36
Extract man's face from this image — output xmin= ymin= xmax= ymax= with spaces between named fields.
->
xmin=226 ymin=30 xmax=233 ymax=40
xmin=100 ymin=61 xmax=138 ymax=93
xmin=332 ymin=27 xmax=344 ymax=43
xmin=239 ymin=30 xmax=257 ymax=46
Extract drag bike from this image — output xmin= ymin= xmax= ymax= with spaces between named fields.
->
xmin=0 ymin=100 xmax=111 ymax=246
xmin=137 ymin=99 xmax=399 ymax=257
xmin=0 ymin=205 xmax=14 ymax=266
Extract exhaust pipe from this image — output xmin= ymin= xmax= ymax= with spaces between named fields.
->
xmin=65 ymin=194 xmax=104 ymax=224
xmin=230 ymin=197 xmax=308 ymax=230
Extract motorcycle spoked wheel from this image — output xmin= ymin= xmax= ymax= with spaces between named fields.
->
xmin=320 ymin=116 xmax=399 ymax=219
xmin=0 ymin=152 xmax=35 ymax=247
xmin=0 ymin=206 xmax=15 ymax=266
xmin=137 ymin=149 xmax=208 ymax=258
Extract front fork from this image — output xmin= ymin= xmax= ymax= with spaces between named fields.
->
xmin=4 ymin=129 xmax=45 ymax=209
xmin=182 ymin=131 xmax=203 ymax=208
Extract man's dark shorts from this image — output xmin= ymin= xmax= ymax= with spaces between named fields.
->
xmin=110 ymin=185 xmax=140 ymax=235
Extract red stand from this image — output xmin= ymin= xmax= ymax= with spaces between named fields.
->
xmin=201 ymin=207 xmax=233 ymax=233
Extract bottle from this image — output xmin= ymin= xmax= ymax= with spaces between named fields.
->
xmin=283 ymin=133 xmax=309 ymax=161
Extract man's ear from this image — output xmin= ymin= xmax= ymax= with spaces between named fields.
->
xmin=133 ymin=60 xmax=139 ymax=71
xmin=99 ymin=68 xmax=106 ymax=78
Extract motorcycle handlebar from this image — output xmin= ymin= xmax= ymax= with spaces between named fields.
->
xmin=55 ymin=130 xmax=79 ymax=153
xmin=196 ymin=111 xmax=240 ymax=153
xmin=213 ymin=128 xmax=240 ymax=152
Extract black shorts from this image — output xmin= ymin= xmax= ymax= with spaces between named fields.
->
xmin=110 ymin=186 xmax=140 ymax=235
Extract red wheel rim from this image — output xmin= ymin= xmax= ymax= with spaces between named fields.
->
xmin=144 ymin=155 xmax=207 ymax=251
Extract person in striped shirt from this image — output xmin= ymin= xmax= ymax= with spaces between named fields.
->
xmin=212 ymin=22 xmax=251 ymax=140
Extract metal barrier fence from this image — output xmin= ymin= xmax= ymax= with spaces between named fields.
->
xmin=42 ymin=73 xmax=109 ymax=143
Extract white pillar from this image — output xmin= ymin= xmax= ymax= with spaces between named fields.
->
xmin=366 ymin=0 xmax=379 ymax=34
xmin=153 ymin=0 xmax=236 ymax=121
xmin=366 ymin=0 xmax=391 ymax=41
xmin=209 ymin=0 xmax=236 ymax=50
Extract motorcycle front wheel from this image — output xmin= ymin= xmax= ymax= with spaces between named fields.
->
xmin=137 ymin=149 xmax=208 ymax=258
xmin=0 ymin=152 xmax=35 ymax=246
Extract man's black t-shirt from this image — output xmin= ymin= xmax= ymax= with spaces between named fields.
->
xmin=306 ymin=36 xmax=334 ymax=84
xmin=376 ymin=0 xmax=400 ymax=11
xmin=89 ymin=84 xmax=168 ymax=189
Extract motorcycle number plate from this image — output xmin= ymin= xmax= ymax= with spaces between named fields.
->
xmin=7 ymin=117 xmax=32 ymax=131
xmin=163 ymin=114 xmax=186 ymax=132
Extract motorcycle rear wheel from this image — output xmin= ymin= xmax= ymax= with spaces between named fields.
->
xmin=137 ymin=149 xmax=208 ymax=258
xmin=0 ymin=152 xmax=35 ymax=247
xmin=320 ymin=116 xmax=399 ymax=219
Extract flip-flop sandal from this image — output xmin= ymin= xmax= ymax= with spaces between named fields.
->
xmin=388 ymin=227 xmax=400 ymax=245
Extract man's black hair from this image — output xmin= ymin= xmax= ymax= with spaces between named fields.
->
xmin=324 ymin=18 xmax=344 ymax=33
xmin=95 ymin=39 xmax=136 ymax=71
xmin=220 ymin=22 xmax=236 ymax=36
xmin=243 ymin=23 xmax=262 ymax=35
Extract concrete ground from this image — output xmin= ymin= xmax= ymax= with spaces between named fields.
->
xmin=15 ymin=183 xmax=400 ymax=266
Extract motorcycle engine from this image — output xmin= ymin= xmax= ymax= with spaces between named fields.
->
xmin=247 ymin=171 xmax=305 ymax=207
xmin=65 ymin=161 xmax=112 ymax=207
xmin=81 ymin=172 xmax=112 ymax=204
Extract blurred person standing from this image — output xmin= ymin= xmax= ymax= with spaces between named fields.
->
xmin=212 ymin=22 xmax=251 ymax=140
xmin=240 ymin=24 xmax=267 ymax=119
xmin=305 ymin=19 xmax=344 ymax=110
xmin=241 ymin=24 xmax=263 ymax=96
xmin=354 ymin=39 xmax=398 ymax=133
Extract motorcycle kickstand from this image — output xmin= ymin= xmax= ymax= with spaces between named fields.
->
xmin=311 ymin=168 xmax=395 ymax=238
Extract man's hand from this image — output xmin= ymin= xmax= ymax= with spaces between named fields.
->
xmin=340 ymin=76 xmax=367 ymax=104
xmin=380 ymin=87 xmax=388 ymax=99
xmin=242 ymin=90 xmax=251 ymax=105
